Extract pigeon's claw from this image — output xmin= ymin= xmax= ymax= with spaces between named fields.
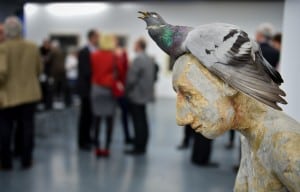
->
xmin=138 ymin=11 xmax=149 ymax=19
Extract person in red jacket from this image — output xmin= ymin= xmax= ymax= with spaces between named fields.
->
xmin=114 ymin=38 xmax=133 ymax=145
xmin=90 ymin=49 xmax=117 ymax=157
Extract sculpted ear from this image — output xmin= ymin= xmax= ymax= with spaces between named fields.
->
xmin=222 ymin=83 xmax=238 ymax=97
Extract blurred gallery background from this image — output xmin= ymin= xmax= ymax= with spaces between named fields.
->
xmin=0 ymin=0 xmax=299 ymax=192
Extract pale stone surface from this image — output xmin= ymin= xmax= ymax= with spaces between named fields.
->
xmin=172 ymin=54 xmax=300 ymax=192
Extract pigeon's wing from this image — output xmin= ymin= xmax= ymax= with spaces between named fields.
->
xmin=184 ymin=23 xmax=286 ymax=110
xmin=252 ymin=42 xmax=283 ymax=85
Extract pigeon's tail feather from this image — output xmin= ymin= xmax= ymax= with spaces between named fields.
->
xmin=211 ymin=61 xmax=287 ymax=111
xmin=230 ymin=78 xmax=287 ymax=110
xmin=255 ymin=51 xmax=284 ymax=85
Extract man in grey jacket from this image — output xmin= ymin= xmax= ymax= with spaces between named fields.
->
xmin=125 ymin=38 xmax=155 ymax=155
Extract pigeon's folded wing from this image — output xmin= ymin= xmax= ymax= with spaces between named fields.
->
xmin=254 ymin=44 xmax=283 ymax=85
xmin=184 ymin=25 xmax=286 ymax=110
xmin=210 ymin=61 xmax=286 ymax=110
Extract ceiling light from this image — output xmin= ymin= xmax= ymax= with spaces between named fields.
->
xmin=45 ymin=3 xmax=109 ymax=17
xmin=24 ymin=3 xmax=39 ymax=17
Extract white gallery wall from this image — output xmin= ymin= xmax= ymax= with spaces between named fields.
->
xmin=24 ymin=1 xmax=284 ymax=98
xmin=280 ymin=0 xmax=300 ymax=121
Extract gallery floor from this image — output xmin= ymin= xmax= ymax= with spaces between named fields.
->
xmin=0 ymin=99 xmax=238 ymax=192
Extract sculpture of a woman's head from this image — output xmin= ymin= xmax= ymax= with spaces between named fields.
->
xmin=172 ymin=55 xmax=238 ymax=139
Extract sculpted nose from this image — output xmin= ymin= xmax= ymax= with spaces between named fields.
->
xmin=176 ymin=94 xmax=194 ymax=126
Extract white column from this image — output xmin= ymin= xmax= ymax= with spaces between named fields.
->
xmin=280 ymin=0 xmax=300 ymax=121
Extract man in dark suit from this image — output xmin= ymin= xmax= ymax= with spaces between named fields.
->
xmin=77 ymin=30 xmax=99 ymax=150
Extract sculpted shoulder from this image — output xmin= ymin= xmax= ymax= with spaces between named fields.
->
xmin=271 ymin=131 xmax=300 ymax=191
xmin=271 ymin=131 xmax=300 ymax=163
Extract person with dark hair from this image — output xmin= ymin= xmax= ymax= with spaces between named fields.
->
xmin=77 ymin=29 xmax=99 ymax=151
xmin=271 ymin=33 xmax=282 ymax=70
xmin=138 ymin=39 xmax=146 ymax=50
xmin=272 ymin=33 xmax=282 ymax=52
xmin=0 ymin=16 xmax=42 ymax=170
xmin=125 ymin=38 xmax=156 ymax=155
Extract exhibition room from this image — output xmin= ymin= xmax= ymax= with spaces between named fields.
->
xmin=0 ymin=0 xmax=299 ymax=191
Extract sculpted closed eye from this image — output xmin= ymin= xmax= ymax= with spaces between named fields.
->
xmin=177 ymin=86 xmax=192 ymax=102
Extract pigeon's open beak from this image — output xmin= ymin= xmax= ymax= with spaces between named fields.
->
xmin=138 ymin=11 xmax=149 ymax=20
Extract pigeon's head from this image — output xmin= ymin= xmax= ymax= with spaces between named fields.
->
xmin=138 ymin=11 xmax=167 ymax=28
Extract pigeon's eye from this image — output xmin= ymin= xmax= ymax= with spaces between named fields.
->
xmin=152 ymin=14 xmax=158 ymax=18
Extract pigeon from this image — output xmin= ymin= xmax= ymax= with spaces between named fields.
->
xmin=138 ymin=11 xmax=287 ymax=110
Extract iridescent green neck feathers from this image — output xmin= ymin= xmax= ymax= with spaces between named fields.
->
xmin=161 ymin=27 xmax=173 ymax=48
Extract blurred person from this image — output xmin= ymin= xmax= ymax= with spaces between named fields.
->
xmin=114 ymin=37 xmax=132 ymax=145
xmin=125 ymin=38 xmax=156 ymax=155
xmin=272 ymin=33 xmax=282 ymax=52
xmin=39 ymin=39 xmax=53 ymax=110
xmin=77 ymin=29 xmax=99 ymax=151
xmin=177 ymin=125 xmax=193 ymax=150
xmin=0 ymin=23 xmax=3 ymax=161
xmin=225 ymin=130 xmax=235 ymax=149
xmin=153 ymin=58 xmax=160 ymax=83
xmin=233 ymin=140 xmax=242 ymax=173
xmin=176 ymin=127 xmax=220 ymax=166
xmin=191 ymin=132 xmax=218 ymax=167
xmin=90 ymin=42 xmax=118 ymax=157
xmin=271 ymin=33 xmax=282 ymax=70
xmin=65 ymin=47 xmax=78 ymax=105
xmin=151 ymin=57 xmax=160 ymax=102
xmin=255 ymin=23 xmax=280 ymax=69
xmin=0 ymin=16 xmax=42 ymax=170
xmin=48 ymin=40 xmax=68 ymax=107
xmin=0 ymin=23 xmax=4 ymax=43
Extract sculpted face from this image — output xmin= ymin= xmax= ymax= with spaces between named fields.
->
xmin=172 ymin=55 xmax=236 ymax=139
